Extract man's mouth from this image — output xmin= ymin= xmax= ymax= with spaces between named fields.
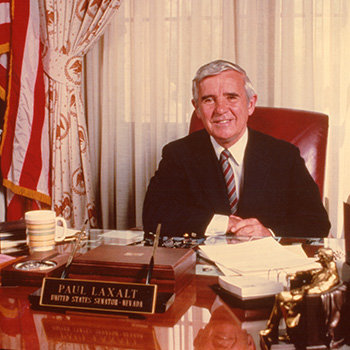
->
xmin=212 ymin=118 xmax=233 ymax=125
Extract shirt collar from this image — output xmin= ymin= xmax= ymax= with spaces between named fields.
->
xmin=210 ymin=128 xmax=248 ymax=165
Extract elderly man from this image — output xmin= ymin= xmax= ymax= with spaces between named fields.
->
xmin=142 ymin=60 xmax=330 ymax=238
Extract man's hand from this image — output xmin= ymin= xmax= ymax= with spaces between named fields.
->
xmin=227 ymin=215 xmax=272 ymax=237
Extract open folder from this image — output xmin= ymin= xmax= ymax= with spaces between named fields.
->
xmin=199 ymin=237 xmax=320 ymax=288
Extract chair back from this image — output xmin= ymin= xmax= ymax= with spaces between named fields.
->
xmin=189 ymin=106 xmax=329 ymax=198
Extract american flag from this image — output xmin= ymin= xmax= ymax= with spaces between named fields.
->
xmin=0 ymin=0 xmax=51 ymax=220
xmin=0 ymin=0 xmax=10 ymax=104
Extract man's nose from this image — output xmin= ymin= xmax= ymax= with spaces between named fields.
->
xmin=215 ymin=98 xmax=229 ymax=114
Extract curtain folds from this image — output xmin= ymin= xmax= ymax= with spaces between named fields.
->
xmin=86 ymin=0 xmax=349 ymax=237
xmin=233 ymin=0 xmax=350 ymax=237
xmin=86 ymin=0 xmax=236 ymax=229
xmin=38 ymin=0 xmax=121 ymax=228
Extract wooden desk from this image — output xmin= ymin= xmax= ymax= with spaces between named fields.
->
xmin=0 ymin=223 xmax=349 ymax=349
xmin=0 ymin=275 xmax=275 ymax=349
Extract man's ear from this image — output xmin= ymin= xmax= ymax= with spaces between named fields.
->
xmin=192 ymin=99 xmax=201 ymax=119
xmin=248 ymin=95 xmax=257 ymax=116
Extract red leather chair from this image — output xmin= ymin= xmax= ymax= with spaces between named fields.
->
xmin=189 ymin=106 xmax=329 ymax=198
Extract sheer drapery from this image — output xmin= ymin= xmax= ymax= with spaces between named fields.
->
xmin=86 ymin=0 xmax=349 ymax=237
xmin=233 ymin=0 xmax=350 ymax=237
xmin=85 ymin=0 xmax=236 ymax=229
xmin=38 ymin=0 xmax=121 ymax=229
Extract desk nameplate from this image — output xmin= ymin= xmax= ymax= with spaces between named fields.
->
xmin=40 ymin=277 xmax=158 ymax=314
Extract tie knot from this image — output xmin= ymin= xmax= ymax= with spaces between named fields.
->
xmin=221 ymin=149 xmax=231 ymax=160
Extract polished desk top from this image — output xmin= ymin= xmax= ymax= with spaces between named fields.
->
xmin=1 ymin=275 xmax=236 ymax=350
xmin=0 ymin=222 xmax=349 ymax=349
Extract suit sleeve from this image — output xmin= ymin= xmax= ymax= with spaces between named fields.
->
xmin=268 ymin=146 xmax=331 ymax=237
xmin=142 ymin=144 xmax=215 ymax=237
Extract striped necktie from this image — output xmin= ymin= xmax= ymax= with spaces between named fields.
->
xmin=220 ymin=149 xmax=238 ymax=214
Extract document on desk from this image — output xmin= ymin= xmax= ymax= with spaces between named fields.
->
xmin=199 ymin=237 xmax=319 ymax=284
xmin=101 ymin=230 xmax=144 ymax=245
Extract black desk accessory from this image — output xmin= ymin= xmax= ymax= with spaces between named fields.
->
xmin=145 ymin=223 xmax=161 ymax=284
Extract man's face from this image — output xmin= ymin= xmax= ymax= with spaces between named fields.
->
xmin=192 ymin=70 xmax=257 ymax=148
xmin=194 ymin=320 xmax=256 ymax=350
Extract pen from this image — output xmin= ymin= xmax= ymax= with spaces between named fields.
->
xmin=61 ymin=219 xmax=87 ymax=279
xmin=145 ymin=223 xmax=161 ymax=284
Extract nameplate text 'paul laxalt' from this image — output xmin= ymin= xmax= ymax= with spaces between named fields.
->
xmin=40 ymin=277 xmax=157 ymax=314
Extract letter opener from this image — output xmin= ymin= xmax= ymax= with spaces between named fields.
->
xmin=61 ymin=219 xmax=88 ymax=279
xmin=145 ymin=223 xmax=161 ymax=284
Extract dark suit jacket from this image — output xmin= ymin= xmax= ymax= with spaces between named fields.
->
xmin=142 ymin=128 xmax=330 ymax=238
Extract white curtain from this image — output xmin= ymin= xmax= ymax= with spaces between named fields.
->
xmin=233 ymin=0 xmax=350 ymax=237
xmin=85 ymin=0 xmax=236 ymax=229
xmin=86 ymin=0 xmax=350 ymax=237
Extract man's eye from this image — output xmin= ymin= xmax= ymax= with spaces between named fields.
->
xmin=203 ymin=97 xmax=214 ymax=103
xmin=227 ymin=95 xmax=238 ymax=101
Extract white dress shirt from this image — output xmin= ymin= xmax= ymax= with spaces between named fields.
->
xmin=205 ymin=128 xmax=248 ymax=235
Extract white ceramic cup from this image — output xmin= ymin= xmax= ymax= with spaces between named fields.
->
xmin=25 ymin=210 xmax=67 ymax=252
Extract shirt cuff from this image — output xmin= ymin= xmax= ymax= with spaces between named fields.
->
xmin=205 ymin=214 xmax=229 ymax=236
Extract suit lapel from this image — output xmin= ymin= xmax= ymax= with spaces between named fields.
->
xmin=239 ymin=129 xmax=272 ymax=215
xmin=190 ymin=131 xmax=231 ymax=214
xmin=187 ymin=129 xmax=273 ymax=216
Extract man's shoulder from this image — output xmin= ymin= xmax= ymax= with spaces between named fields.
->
xmin=248 ymin=128 xmax=299 ymax=153
xmin=162 ymin=128 xmax=299 ymax=156
xmin=164 ymin=129 xmax=210 ymax=151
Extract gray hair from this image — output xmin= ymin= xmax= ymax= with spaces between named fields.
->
xmin=192 ymin=60 xmax=256 ymax=103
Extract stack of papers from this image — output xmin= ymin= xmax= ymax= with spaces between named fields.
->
xmin=101 ymin=230 xmax=144 ymax=245
xmin=218 ymin=275 xmax=284 ymax=300
xmin=199 ymin=237 xmax=320 ymax=289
